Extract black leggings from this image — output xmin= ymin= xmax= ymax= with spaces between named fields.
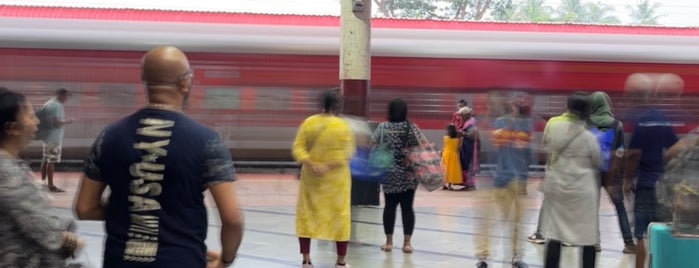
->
xmin=545 ymin=240 xmax=596 ymax=268
xmin=383 ymin=189 xmax=416 ymax=235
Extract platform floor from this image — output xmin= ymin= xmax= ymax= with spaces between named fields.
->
xmin=42 ymin=172 xmax=636 ymax=268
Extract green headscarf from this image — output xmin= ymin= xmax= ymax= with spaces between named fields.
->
xmin=589 ymin=91 xmax=615 ymax=127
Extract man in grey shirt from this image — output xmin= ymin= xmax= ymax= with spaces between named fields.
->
xmin=39 ymin=88 xmax=73 ymax=192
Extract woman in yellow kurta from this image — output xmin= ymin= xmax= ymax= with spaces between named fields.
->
xmin=292 ymin=89 xmax=355 ymax=268
xmin=442 ymin=124 xmax=463 ymax=190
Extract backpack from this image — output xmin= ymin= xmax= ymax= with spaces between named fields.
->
xmin=589 ymin=120 xmax=619 ymax=172
xmin=34 ymin=105 xmax=50 ymax=141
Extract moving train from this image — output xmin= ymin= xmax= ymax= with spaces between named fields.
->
xmin=1 ymin=5 xmax=698 ymax=163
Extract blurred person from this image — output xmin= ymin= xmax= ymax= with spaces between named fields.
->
xmin=292 ymin=89 xmax=355 ymax=268
xmin=458 ymin=106 xmax=479 ymax=191
xmin=587 ymin=91 xmax=635 ymax=253
xmin=622 ymin=74 xmax=678 ymax=268
xmin=375 ymin=98 xmax=420 ymax=254
xmin=344 ymin=114 xmax=381 ymax=207
xmin=73 ymin=46 xmax=244 ymax=268
xmin=38 ymin=88 xmax=74 ymax=193
xmin=441 ymin=124 xmax=463 ymax=190
xmin=540 ymin=92 xmax=600 ymax=268
xmin=474 ymin=100 xmax=532 ymax=268
xmin=451 ymin=99 xmax=467 ymax=129
xmin=0 ymin=87 xmax=84 ymax=267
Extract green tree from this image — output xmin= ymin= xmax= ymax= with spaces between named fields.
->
xmin=445 ymin=0 xmax=500 ymax=20
xmin=516 ymin=0 xmax=554 ymax=22
xmin=582 ymin=2 xmax=620 ymax=24
xmin=554 ymin=0 xmax=586 ymax=22
xmin=490 ymin=0 xmax=517 ymax=21
xmin=626 ymin=0 xmax=663 ymax=25
xmin=373 ymin=0 xmax=440 ymax=18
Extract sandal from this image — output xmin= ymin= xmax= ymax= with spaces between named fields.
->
xmin=402 ymin=245 xmax=413 ymax=254
xmin=49 ymin=186 xmax=65 ymax=193
xmin=380 ymin=244 xmax=393 ymax=252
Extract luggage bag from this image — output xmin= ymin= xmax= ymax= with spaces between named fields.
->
xmin=648 ymin=222 xmax=699 ymax=268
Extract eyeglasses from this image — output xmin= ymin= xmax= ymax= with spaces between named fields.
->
xmin=178 ymin=69 xmax=194 ymax=80
xmin=145 ymin=68 xmax=194 ymax=87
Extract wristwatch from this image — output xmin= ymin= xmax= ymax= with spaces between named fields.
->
xmin=222 ymin=256 xmax=236 ymax=267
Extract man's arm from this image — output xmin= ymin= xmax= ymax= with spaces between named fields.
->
xmin=209 ymin=182 xmax=244 ymax=266
xmin=50 ymin=116 xmax=74 ymax=127
xmin=74 ymin=174 xmax=107 ymax=220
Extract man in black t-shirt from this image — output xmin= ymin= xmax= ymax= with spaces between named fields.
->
xmin=74 ymin=46 xmax=244 ymax=268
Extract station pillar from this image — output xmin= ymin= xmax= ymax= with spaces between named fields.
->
xmin=340 ymin=0 xmax=371 ymax=118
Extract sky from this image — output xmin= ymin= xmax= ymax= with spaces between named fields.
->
xmin=4 ymin=0 xmax=698 ymax=27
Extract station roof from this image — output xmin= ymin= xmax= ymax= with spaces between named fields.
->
xmin=1 ymin=4 xmax=697 ymax=36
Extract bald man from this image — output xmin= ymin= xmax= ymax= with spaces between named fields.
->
xmin=74 ymin=46 xmax=244 ymax=268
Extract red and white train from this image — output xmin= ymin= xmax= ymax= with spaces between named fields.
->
xmin=0 ymin=5 xmax=697 ymax=162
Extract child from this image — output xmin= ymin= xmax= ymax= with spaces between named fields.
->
xmin=442 ymin=124 xmax=463 ymax=190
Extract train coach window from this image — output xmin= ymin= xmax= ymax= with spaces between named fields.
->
xmin=1 ymin=81 xmax=82 ymax=107
xmin=256 ymin=87 xmax=290 ymax=111
xmin=205 ymin=87 xmax=240 ymax=109
xmin=99 ymin=84 xmax=136 ymax=107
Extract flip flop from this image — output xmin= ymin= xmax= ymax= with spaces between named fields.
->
xmin=49 ymin=186 xmax=65 ymax=193
xmin=402 ymin=245 xmax=413 ymax=254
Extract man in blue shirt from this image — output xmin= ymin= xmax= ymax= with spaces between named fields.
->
xmin=624 ymin=102 xmax=677 ymax=268
xmin=74 ymin=46 xmax=244 ymax=268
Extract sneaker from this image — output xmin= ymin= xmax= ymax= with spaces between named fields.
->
xmin=595 ymin=244 xmax=601 ymax=252
xmin=476 ymin=261 xmax=488 ymax=268
xmin=335 ymin=263 xmax=350 ymax=268
xmin=623 ymin=242 xmax=636 ymax=254
xmin=512 ymin=260 xmax=529 ymax=268
xmin=526 ymin=233 xmax=545 ymax=244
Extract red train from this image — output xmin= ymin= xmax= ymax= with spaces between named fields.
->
xmin=0 ymin=5 xmax=697 ymax=162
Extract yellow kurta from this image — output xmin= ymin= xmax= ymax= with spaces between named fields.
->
xmin=292 ymin=114 xmax=355 ymax=241
xmin=441 ymin=136 xmax=463 ymax=184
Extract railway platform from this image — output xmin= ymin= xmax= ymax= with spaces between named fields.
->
xmin=40 ymin=171 xmax=635 ymax=268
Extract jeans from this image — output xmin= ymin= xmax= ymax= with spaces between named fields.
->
xmin=602 ymin=174 xmax=633 ymax=242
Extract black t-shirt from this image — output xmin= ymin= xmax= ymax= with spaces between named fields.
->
xmin=83 ymin=108 xmax=236 ymax=268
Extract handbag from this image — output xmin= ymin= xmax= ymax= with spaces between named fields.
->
xmin=405 ymin=124 xmax=444 ymax=192
xmin=351 ymin=123 xmax=394 ymax=182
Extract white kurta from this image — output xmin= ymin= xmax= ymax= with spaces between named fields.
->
xmin=541 ymin=114 xmax=601 ymax=246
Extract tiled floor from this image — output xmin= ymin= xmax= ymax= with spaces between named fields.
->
xmin=44 ymin=172 xmax=636 ymax=268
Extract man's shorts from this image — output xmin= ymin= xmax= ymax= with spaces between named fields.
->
xmin=42 ymin=142 xmax=62 ymax=163
xmin=633 ymin=187 xmax=671 ymax=239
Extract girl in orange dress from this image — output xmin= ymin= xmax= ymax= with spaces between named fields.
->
xmin=441 ymin=124 xmax=463 ymax=190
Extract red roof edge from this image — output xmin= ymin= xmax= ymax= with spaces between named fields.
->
xmin=1 ymin=5 xmax=698 ymax=36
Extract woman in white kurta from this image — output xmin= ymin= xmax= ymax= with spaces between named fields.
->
xmin=540 ymin=93 xmax=601 ymax=268
xmin=292 ymin=89 xmax=355 ymax=268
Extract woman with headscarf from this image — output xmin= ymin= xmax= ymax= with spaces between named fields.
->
xmin=540 ymin=92 xmax=601 ymax=268
xmin=588 ymin=91 xmax=635 ymax=253
xmin=292 ymin=89 xmax=356 ymax=268
xmin=374 ymin=98 xmax=420 ymax=254
xmin=0 ymin=88 xmax=84 ymax=267
xmin=458 ymin=107 xmax=479 ymax=191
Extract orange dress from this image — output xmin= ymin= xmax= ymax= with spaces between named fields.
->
xmin=441 ymin=136 xmax=463 ymax=184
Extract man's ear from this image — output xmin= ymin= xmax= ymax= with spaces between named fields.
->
xmin=179 ymin=78 xmax=192 ymax=93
